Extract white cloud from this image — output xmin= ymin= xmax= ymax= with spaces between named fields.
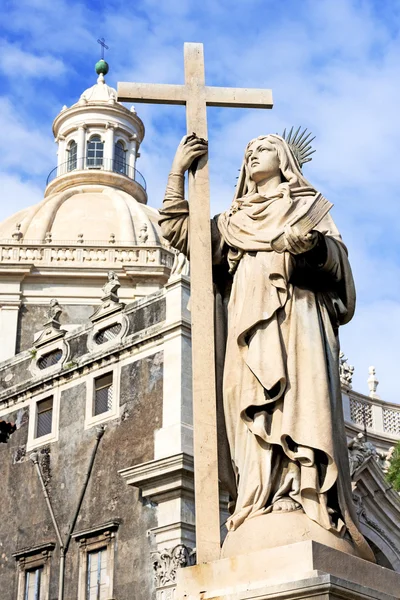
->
xmin=0 ymin=40 xmax=66 ymax=79
xmin=0 ymin=172 xmax=43 ymax=223
xmin=0 ymin=97 xmax=54 ymax=177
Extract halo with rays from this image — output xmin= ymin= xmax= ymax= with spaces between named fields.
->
xmin=281 ymin=126 xmax=316 ymax=169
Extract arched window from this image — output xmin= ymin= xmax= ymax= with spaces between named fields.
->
xmin=87 ymin=135 xmax=104 ymax=168
xmin=67 ymin=140 xmax=77 ymax=172
xmin=114 ymin=140 xmax=127 ymax=175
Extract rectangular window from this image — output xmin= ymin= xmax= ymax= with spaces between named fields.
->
xmin=93 ymin=373 xmax=113 ymax=416
xmin=36 ymin=398 xmax=53 ymax=438
xmin=25 ymin=567 xmax=42 ymax=600
xmin=87 ymin=549 xmax=108 ymax=600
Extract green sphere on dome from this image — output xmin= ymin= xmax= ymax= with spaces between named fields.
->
xmin=95 ymin=59 xmax=109 ymax=75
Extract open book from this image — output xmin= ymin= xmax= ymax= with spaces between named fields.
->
xmin=271 ymin=192 xmax=333 ymax=253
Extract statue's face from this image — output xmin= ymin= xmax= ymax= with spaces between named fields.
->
xmin=245 ymin=139 xmax=280 ymax=184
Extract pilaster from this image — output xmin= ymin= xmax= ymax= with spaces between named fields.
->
xmin=57 ymin=135 xmax=66 ymax=167
xmin=128 ymin=134 xmax=138 ymax=171
xmin=154 ymin=275 xmax=193 ymax=459
xmin=105 ymin=122 xmax=116 ymax=164
xmin=77 ymin=123 xmax=87 ymax=170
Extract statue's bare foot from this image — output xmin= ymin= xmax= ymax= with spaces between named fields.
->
xmin=271 ymin=497 xmax=301 ymax=512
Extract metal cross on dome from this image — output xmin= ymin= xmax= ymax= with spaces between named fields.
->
xmin=97 ymin=37 xmax=109 ymax=60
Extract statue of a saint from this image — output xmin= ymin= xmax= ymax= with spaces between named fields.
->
xmin=160 ymin=131 xmax=374 ymax=561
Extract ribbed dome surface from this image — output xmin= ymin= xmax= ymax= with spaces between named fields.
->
xmin=0 ymin=186 xmax=162 ymax=244
xmin=78 ymin=73 xmax=117 ymax=104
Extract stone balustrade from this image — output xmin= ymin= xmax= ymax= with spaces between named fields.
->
xmin=343 ymin=389 xmax=400 ymax=438
xmin=0 ymin=241 xmax=174 ymax=269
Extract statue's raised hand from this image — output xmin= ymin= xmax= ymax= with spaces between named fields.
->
xmin=283 ymin=225 xmax=319 ymax=255
xmin=171 ymin=134 xmax=208 ymax=175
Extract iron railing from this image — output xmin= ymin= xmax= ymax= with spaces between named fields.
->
xmin=46 ymin=157 xmax=147 ymax=190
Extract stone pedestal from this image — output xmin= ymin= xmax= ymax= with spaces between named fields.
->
xmin=177 ymin=541 xmax=400 ymax=600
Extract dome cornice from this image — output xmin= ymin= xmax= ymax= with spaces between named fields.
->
xmin=45 ymin=170 xmax=147 ymax=202
xmin=52 ymin=102 xmax=145 ymax=143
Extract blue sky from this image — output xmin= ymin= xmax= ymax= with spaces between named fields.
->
xmin=1 ymin=0 xmax=400 ymax=402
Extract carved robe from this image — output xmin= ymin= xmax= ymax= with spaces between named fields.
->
xmin=160 ymin=139 xmax=374 ymax=562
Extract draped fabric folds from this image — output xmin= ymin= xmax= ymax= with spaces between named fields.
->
xmin=159 ymin=137 xmax=374 ymax=562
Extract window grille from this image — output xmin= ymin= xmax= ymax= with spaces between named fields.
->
xmin=25 ymin=566 xmax=42 ymax=600
xmin=114 ymin=140 xmax=127 ymax=175
xmin=67 ymin=140 xmax=77 ymax=171
xmin=87 ymin=136 xmax=104 ymax=168
xmin=36 ymin=397 xmax=53 ymax=438
xmin=37 ymin=349 xmax=63 ymax=370
xmin=94 ymin=373 xmax=113 ymax=416
xmin=87 ymin=548 xmax=108 ymax=600
xmin=95 ymin=323 xmax=122 ymax=345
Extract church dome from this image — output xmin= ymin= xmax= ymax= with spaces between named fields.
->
xmin=77 ymin=72 xmax=117 ymax=105
xmin=0 ymin=57 xmax=174 ymax=366
xmin=0 ymin=185 xmax=162 ymax=245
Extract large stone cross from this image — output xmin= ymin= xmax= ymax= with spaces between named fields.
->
xmin=118 ymin=42 xmax=273 ymax=564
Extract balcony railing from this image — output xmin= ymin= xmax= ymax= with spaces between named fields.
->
xmin=46 ymin=157 xmax=147 ymax=190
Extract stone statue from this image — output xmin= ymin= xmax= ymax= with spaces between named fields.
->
xmin=348 ymin=432 xmax=377 ymax=476
xmin=160 ymin=131 xmax=374 ymax=561
xmin=138 ymin=223 xmax=149 ymax=243
xmin=339 ymin=351 xmax=354 ymax=389
xmin=47 ymin=298 xmax=62 ymax=323
xmin=101 ymin=270 xmax=120 ymax=302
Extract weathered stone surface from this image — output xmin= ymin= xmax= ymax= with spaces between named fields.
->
xmin=127 ymin=297 xmax=166 ymax=334
xmin=16 ymin=303 xmax=96 ymax=352
xmin=0 ymin=350 xmax=163 ymax=600
xmin=177 ymin=541 xmax=400 ymax=600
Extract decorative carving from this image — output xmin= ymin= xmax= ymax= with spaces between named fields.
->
xmin=90 ymin=271 xmax=124 ymax=323
xmin=152 ymin=545 xmax=195 ymax=588
xmin=339 ymin=352 xmax=354 ymax=389
xmin=12 ymin=223 xmax=23 ymax=241
xmin=34 ymin=299 xmax=66 ymax=348
xmin=382 ymin=446 xmax=396 ymax=474
xmin=138 ymin=223 xmax=149 ymax=243
xmin=47 ymin=298 xmax=62 ymax=324
xmin=77 ymin=233 xmax=84 ymax=244
xmin=44 ymin=231 xmax=52 ymax=244
xmin=109 ymin=233 xmax=116 ymax=244
xmin=353 ymin=493 xmax=399 ymax=554
xmin=0 ymin=243 xmax=171 ymax=269
xmin=368 ymin=366 xmax=380 ymax=399
xmin=348 ymin=433 xmax=380 ymax=477
xmin=102 ymin=271 xmax=120 ymax=303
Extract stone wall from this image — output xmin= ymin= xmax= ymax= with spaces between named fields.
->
xmin=0 ymin=290 xmax=169 ymax=600
xmin=16 ymin=304 xmax=96 ymax=352
xmin=0 ymin=352 xmax=163 ymax=600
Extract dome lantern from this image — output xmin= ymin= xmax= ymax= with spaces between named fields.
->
xmin=47 ymin=56 xmax=146 ymax=202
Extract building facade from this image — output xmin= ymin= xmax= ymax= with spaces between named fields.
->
xmin=0 ymin=63 xmax=399 ymax=600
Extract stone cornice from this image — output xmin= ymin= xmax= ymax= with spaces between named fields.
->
xmin=0 ymin=315 xmax=191 ymax=406
xmin=44 ymin=169 xmax=147 ymax=200
xmin=118 ymin=453 xmax=195 ymax=502
xmin=53 ymin=102 xmax=145 ymax=143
